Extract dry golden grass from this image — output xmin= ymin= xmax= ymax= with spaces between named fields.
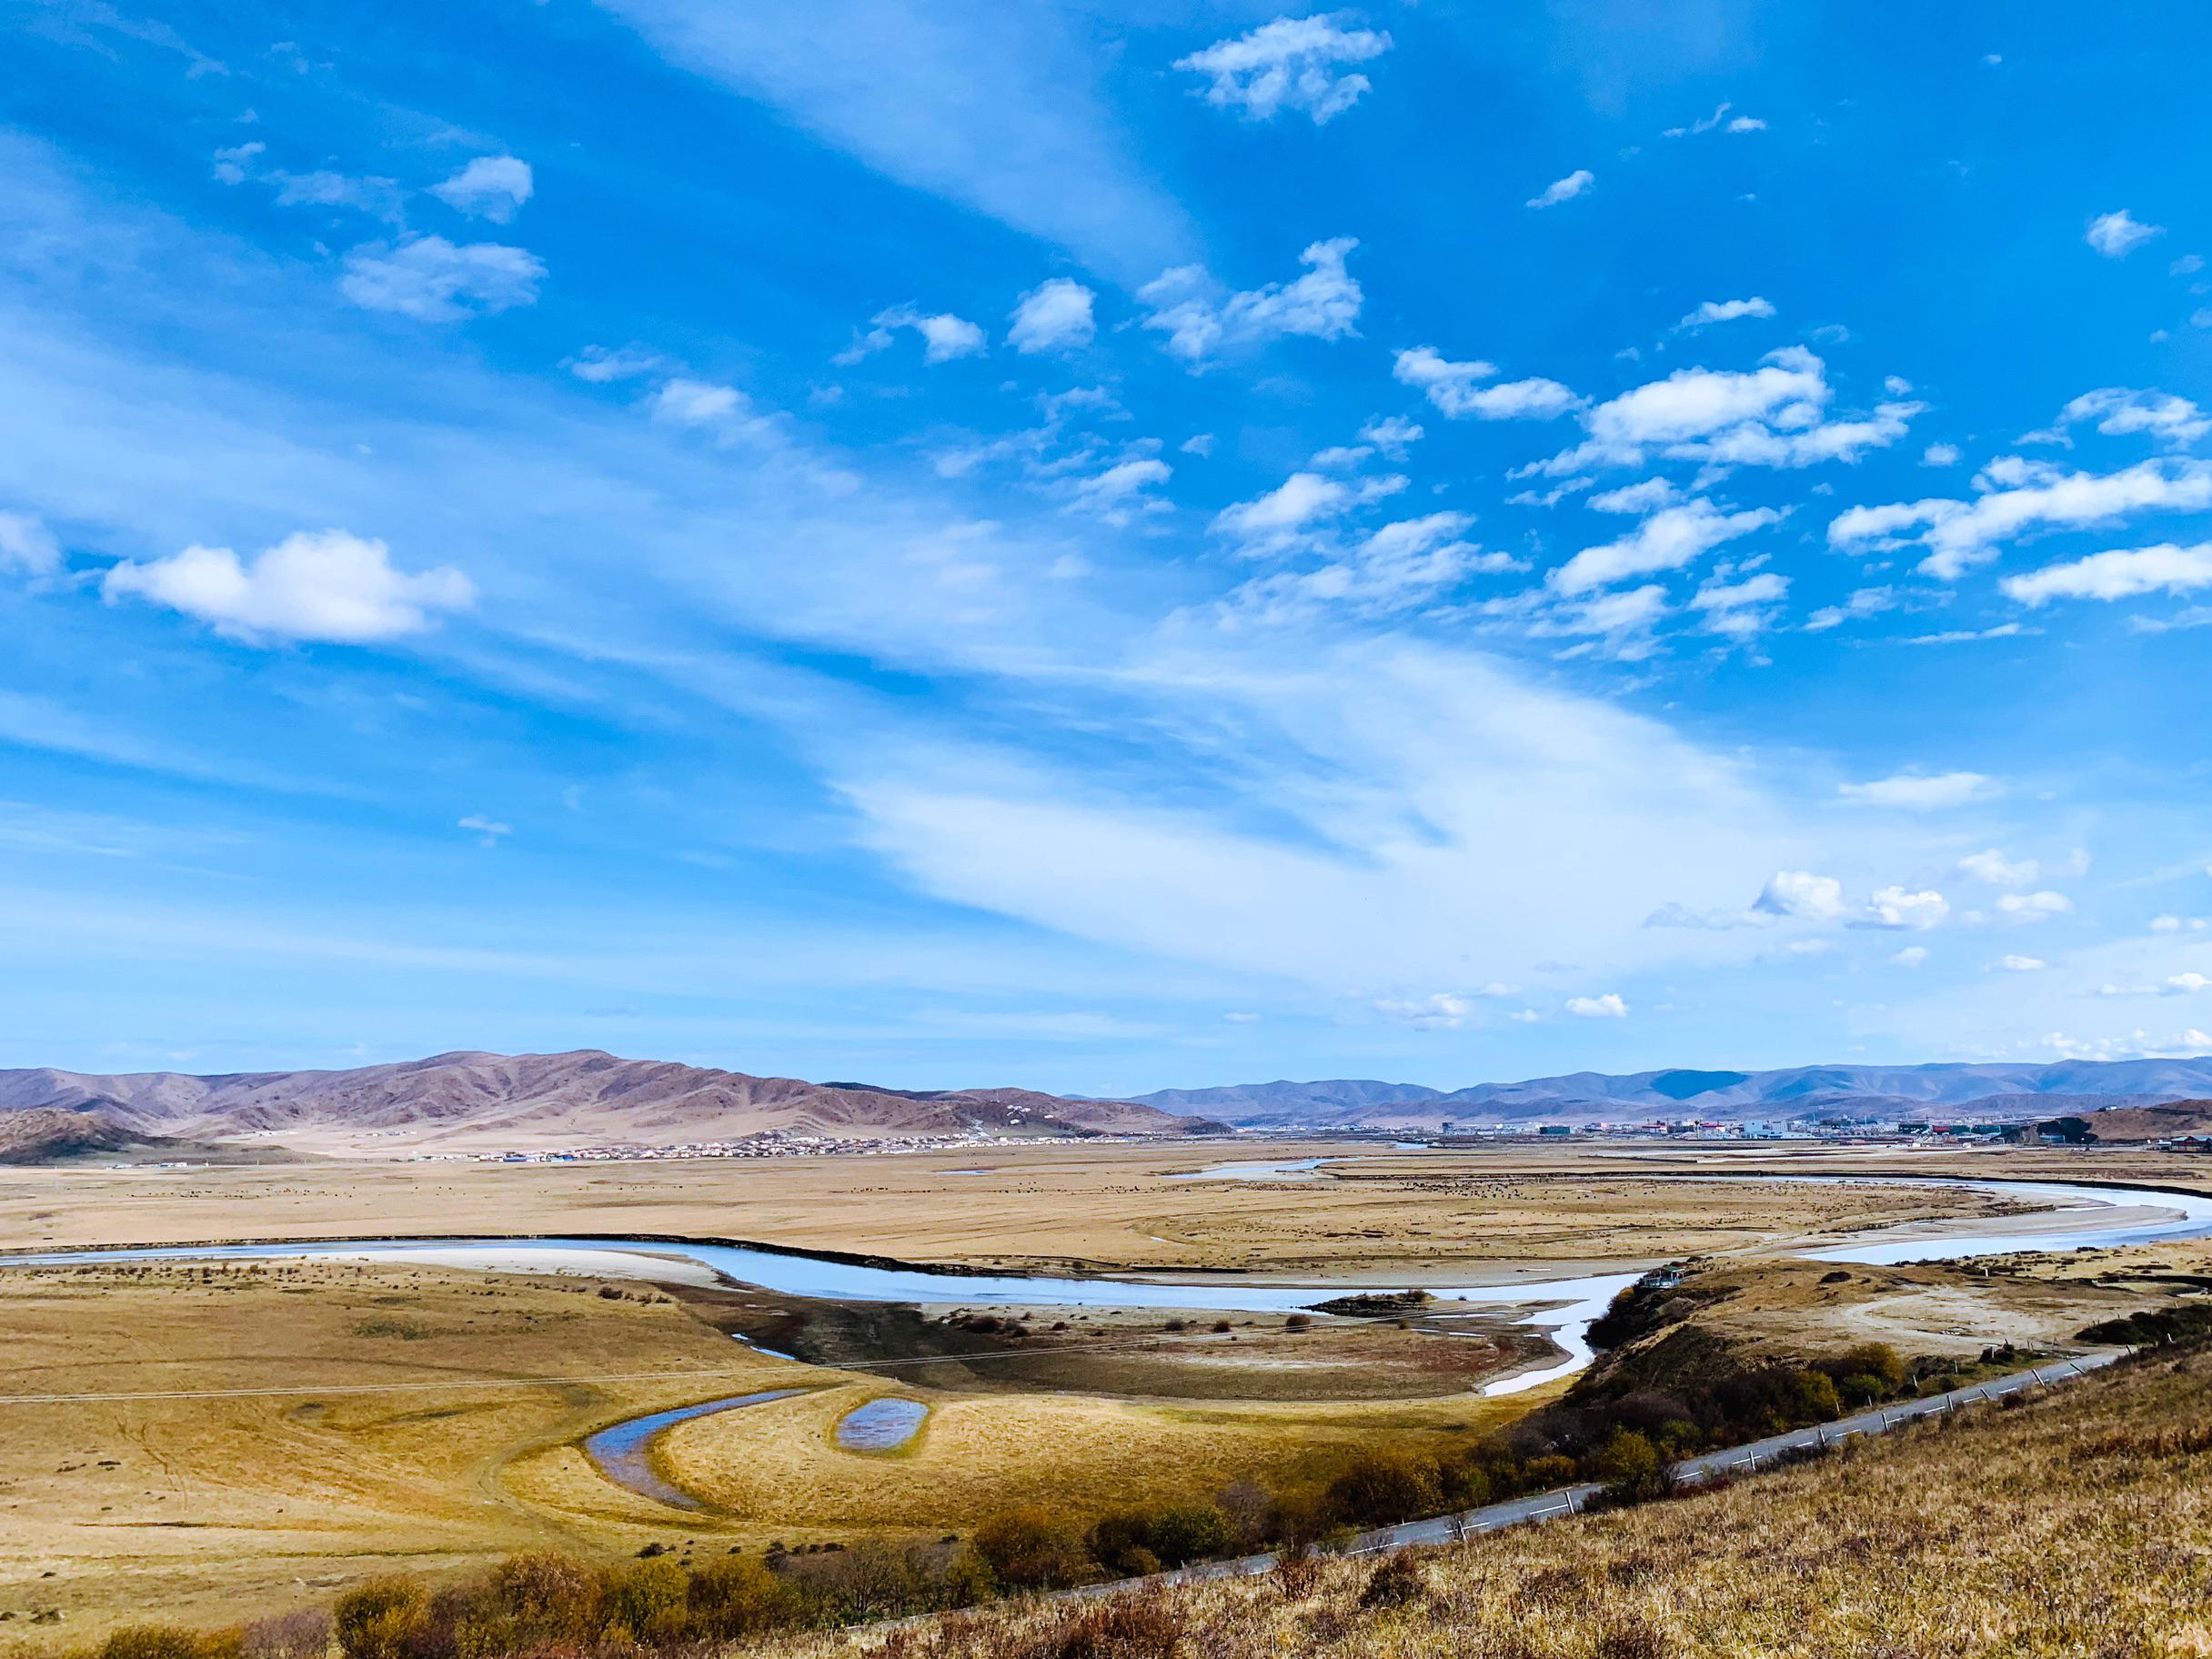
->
xmin=0 ymin=1262 xmax=809 ymax=1653
xmin=648 ymin=1383 xmax=1525 ymax=1536
xmin=747 ymin=1345 xmax=2212 ymax=1659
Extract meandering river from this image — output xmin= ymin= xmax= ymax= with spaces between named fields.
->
xmin=7 ymin=1169 xmax=2207 ymax=1511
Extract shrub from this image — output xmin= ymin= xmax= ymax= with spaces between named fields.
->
xmin=972 ymin=1505 xmax=1094 ymax=1590
xmin=1139 ymin=1503 xmax=1233 ymax=1568
xmin=686 ymin=1554 xmax=793 ymax=1639
xmin=99 ymin=1627 xmax=204 ymax=1659
xmin=242 ymin=1609 xmax=330 ymax=1659
xmin=488 ymin=1552 xmax=602 ymax=1643
xmin=599 ymin=1558 xmax=689 ymax=1644
xmin=1594 ymin=1428 xmax=1664 ymax=1503
xmin=1358 ymin=1550 xmax=1427 ymax=1608
xmin=1323 ymin=1450 xmax=1443 ymax=1530
xmin=335 ymin=1578 xmax=430 ymax=1659
xmin=1032 ymin=1595 xmax=1181 ymax=1659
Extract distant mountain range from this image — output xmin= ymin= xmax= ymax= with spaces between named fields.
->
xmin=1118 ymin=1057 xmax=2212 ymax=1129
xmin=6 ymin=1050 xmax=2209 ymax=1163
xmin=0 ymin=1051 xmax=1218 ymax=1161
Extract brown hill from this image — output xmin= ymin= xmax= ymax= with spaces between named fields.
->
xmin=2085 ymin=1099 xmax=2212 ymax=1141
xmin=0 ymin=1051 xmax=1220 ymax=1155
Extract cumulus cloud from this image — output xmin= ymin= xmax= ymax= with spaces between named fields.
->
xmin=2086 ymin=209 xmax=2162 ymax=258
xmin=1996 ymin=953 xmax=2046 ymax=971
xmin=2002 ymin=541 xmax=2212 ymax=607
xmin=1393 ymin=348 xmax=1582 ymax=421
xmin=1959 ymin=850 xmax=2037 ymax=888
xmin=339 ymin=236 xmax=545 ymax=321
xmin=0 ymin=510 xmax=62 ymax=577
xmin=844 ymin=305 xmax=988 ymax=365
xmin=1868 ymin=886 xmax=1951 ymax=930
xmin=1069 ymin=456 xmax=1172 ymax=523
xmin=1359 ymin=415 xmax=1423 ymax=457
xmin=1212 ymin=471 xmax=1350 ymax=548
xmin=1007 ymin=278 xmax=1096 ymax=354
xmin=1523 ymin=347 xmax=1916 ymax=476
xmin=1173 ymin=14 xmax=1393 ymax=125
xmin=1676 ymin=297 xmax=1775 ymax=332
xmin=1891 ymin=945 xmax=1930 ymax=968
xmin=101 ymin=528 xmax=473 ymax=644
xmin=1689 ymin=569 xmax=1788 ymax=638
xmin=429 ymin=155 xmax=534 ymax=223
xmin=1754 ymin=870 xmax=1847 ymax=920
xmin=1224 ymin=511 xmax=1512 ymax=625
xmin=1996 ymin=890 xmax=2074 ymax=920
xmin=1565 ymin=992 xmax=1628 ymax=1018
xmin=2041 ymin=387 xmax=2208 ymax=448
xmin=1838 ymin=770 xmax=1996 ymax=810
xmin=1549 ymin=499 xmax=1779 ymax=595
xmin=1830 ymin=458 xmax=2212 ymax=581
xmin=1527 ymin=169 xmax=1594 ymax=209
xmin=1923 ymin=443 xmax=1961 ymax=467
xmin=1141 ymin=238 xmax=1362 ymax=362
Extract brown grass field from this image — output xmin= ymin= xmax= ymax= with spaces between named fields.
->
xmin=741 ymin=1342 xmax=2212 ymax=1659
xmin=4 ymin=1141 xmax=2208 ymax=1653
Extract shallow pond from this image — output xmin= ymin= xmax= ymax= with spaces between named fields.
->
xmin=834 ymin=1396 xmax=928 ymax=1451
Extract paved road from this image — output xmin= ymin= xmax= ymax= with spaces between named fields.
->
xmin=1089 ymin=1348 xmax=2121 ymax=1595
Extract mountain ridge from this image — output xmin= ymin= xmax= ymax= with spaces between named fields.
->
xmin=0 ymin=1051 xmax=1220 ymax=1155
xmin=1111 ymin=1055 xmax=2212 ymax=1127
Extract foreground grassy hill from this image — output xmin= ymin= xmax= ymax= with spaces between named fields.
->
xmin=739 ymin=1339 xmax=2212 ymax=1659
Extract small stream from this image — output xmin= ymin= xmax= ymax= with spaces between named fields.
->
xmin=581 ymin=1389 xmax=810 ymax=1510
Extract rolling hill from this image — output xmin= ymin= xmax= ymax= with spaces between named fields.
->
xmin=0 ymin=1051 xmax=1220 ymax=1157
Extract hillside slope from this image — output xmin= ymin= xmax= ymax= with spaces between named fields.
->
xmin=0 ymin=1051 xmax=1217 ymax=1153
xmin=753 ymin=1342 xmax=2212 ymax=1658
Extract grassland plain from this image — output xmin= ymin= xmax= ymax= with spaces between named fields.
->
xmin=734 ymin=1342 xmax=2212 ymax=1659
xmin=10 ymin=1139 xmax=2198 ymax=1278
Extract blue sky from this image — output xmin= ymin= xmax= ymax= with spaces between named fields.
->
xmin=4 ymin=0 xmax=2211 ymax=1092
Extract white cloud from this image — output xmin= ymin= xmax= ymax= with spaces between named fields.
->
xmin=1891 ymin=945 xmax=1929 ymax=968
xmin=1804 ymin=585 xmax=1896 ymax=631
xmin=2170 ymin=972 xmax=2212 ymax=994
xmin=339 ymin=236 xmax=545 ymax=321
xmin=1395 ymin=347 xmax=1584 ymax=421
xmin=268 ymin=169 xmax=405 ymax=220
xmin=458 ymin=813 xmax=512 ymax=847
xmin=1524 ymin=347 xmax=1915 ymax=477
xmin=1997 ymin=890 xmax=2075 ymax=920
xmin=854 ymin=305 xmax=988 ymax=364
xmin=1173 ymin=15 xmax=1393 ymax=125
xmin=2001 ymin=541 xmax=2212 ymax=606
xmin=1141 ymin=238 xmax=1362 ymax=362
xmin=1958 ymin=849 xmax=2037 ymax=888
xmin=101 ymin=528 xmax=473 ymax=644
xmin=2046 ymin=387 xmax=2208 ymax=447
xmin=1527 ymin=169 xmax=1594 ymax=209
xmin=1869 ymin=886 xmax=1950 ymax=930
xmin=0 ymin=510 xmax=62 ymax=577
xmin=2086 ymin=209 xmax=2163 ymax=258
xmin=1359 ymin=415 xmax=1423 ymax=457
xmin=1224 ymin=512 xmax=1508 ymax=624
xmin=1069 ymin=457 xmax=1172 ymax=523
xmin=1837 ymin=770 xmax=1996 ymax=810
xmin=1691 ymin=569 xmax=1789 ymax=638
xmin=1676 ymin=297 xmax=1775 ymax=332
xmin=1373 ymin=991 xmax=1476 ymax=1029
xmin=1923 ymin=443 xmax=1961 ymax=467
xmin=1588 ymin=479 xmax=1679 ymax=515
xmin=1996 ymin=954 xmax=2046 ymax=971
xmin=1754 ymin=870 xmax=1847 ymax=920
xmin=429 ymin=155 xmax=535 ymax=223
xmin=1565 ymin=583 xmax=1669 ymax=647
xmin=1212 ymin=471 xmax=1349 ymax=548
xmin=568 ymin=344 xmax=665 ymax=383
xmin=1565 ymin=992 xmax=1628 ymax=1019
xmin=1725 ymin=116 xmax=1766 ymax=134
xmin=1007 ymin=278 xmax=1096 ymax=354
xmin=1664 ymin=101 xmax=1761 ymax=138
xmin=1549 ymin=499 xmax=1779 ymax=595
xmin=1832 ymin=458 xmax=2212 ymax=580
